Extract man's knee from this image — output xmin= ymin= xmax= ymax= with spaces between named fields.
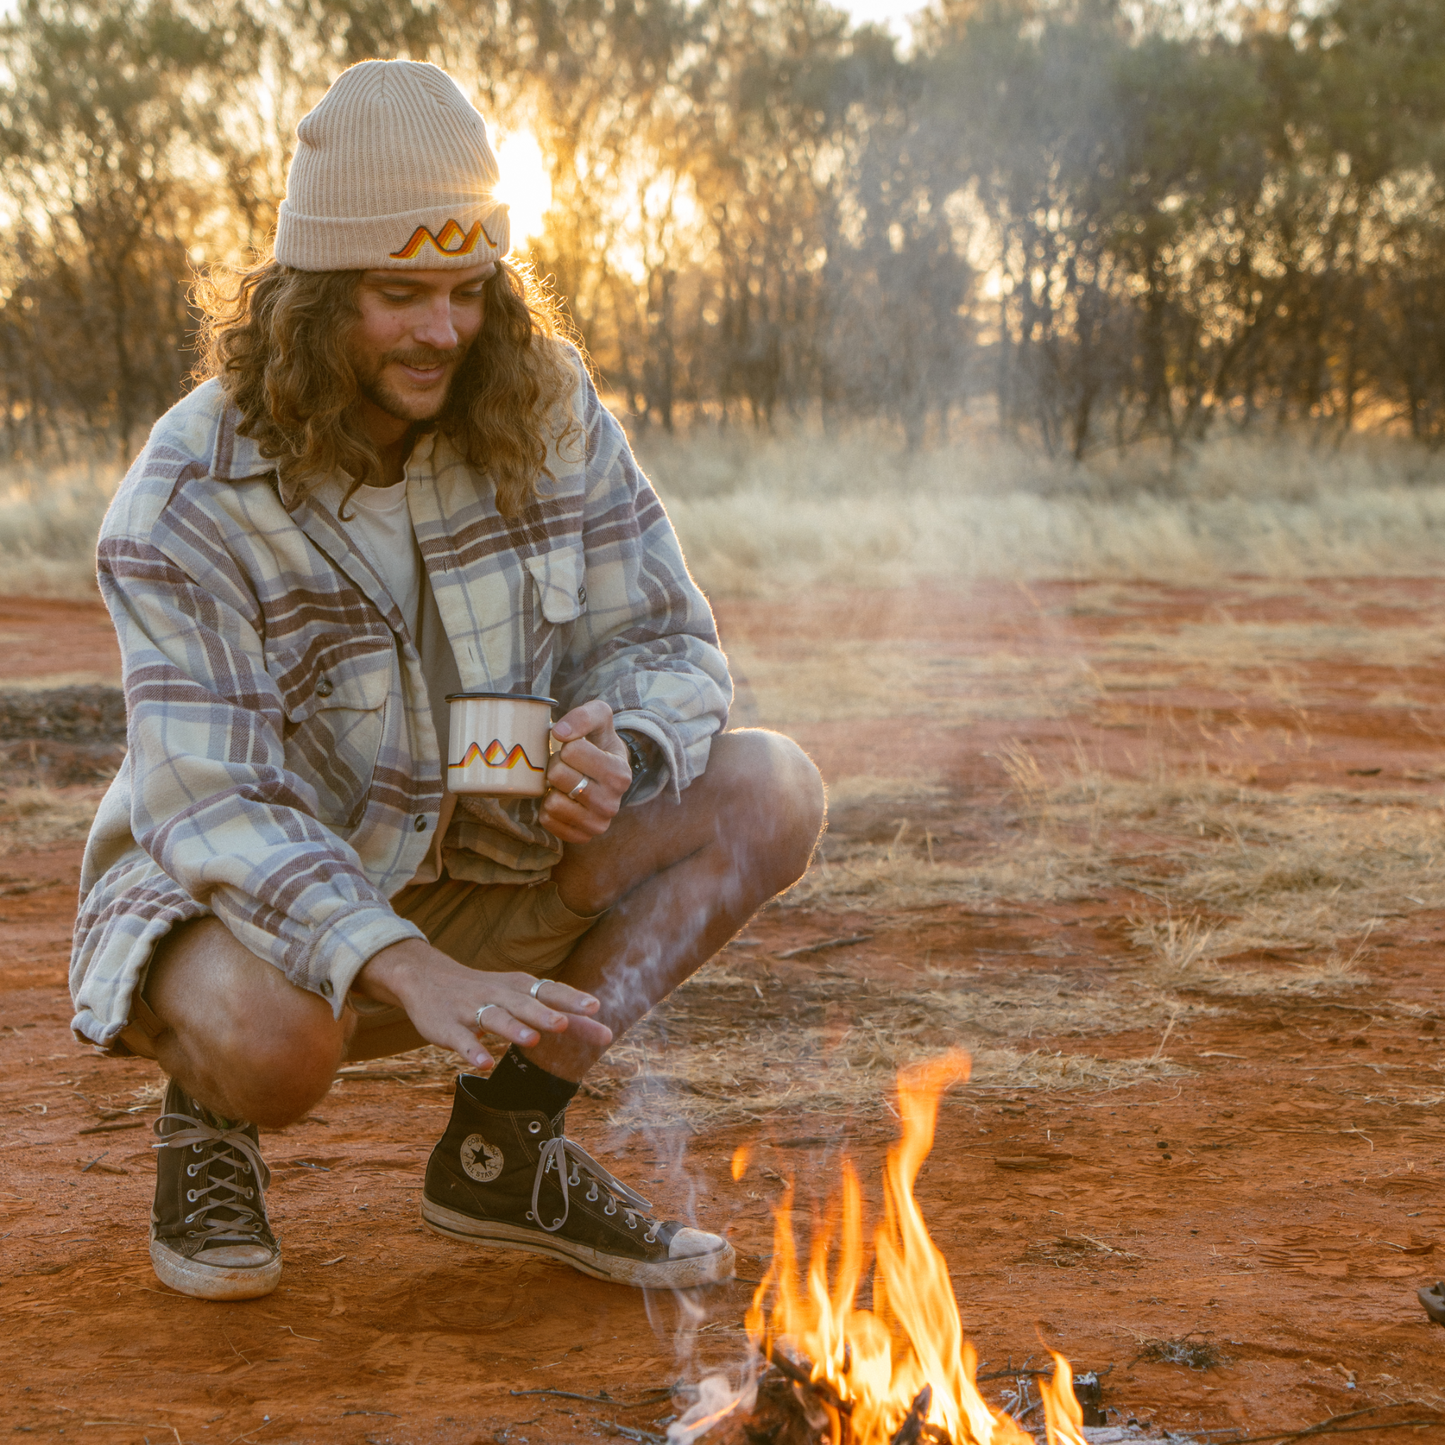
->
xmin=711 ymin=729 xmax=826 ymax=883
xmin=148 ymin=919 xmax=347 ymax=1128
xmin=216 ymin=1004 xmax=346 ymax=1129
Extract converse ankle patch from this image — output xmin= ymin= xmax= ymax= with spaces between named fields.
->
xmin=461 ymin=1133 xmax=504 ymax=1183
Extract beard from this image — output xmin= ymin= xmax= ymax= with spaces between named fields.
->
xmin=354 ymin=343 xmax=468 ymax=421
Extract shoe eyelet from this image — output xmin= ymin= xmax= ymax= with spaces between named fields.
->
xmin=604 ymin=1199 xmax=617 ymax=1216
xmin=626 ymin=1214 xmax=637 ymax=1229
xmin=191 ymin=1143 xmax=202 ymax=1153
xmin=527 ymin=1121 xmax=541 ymax=1135
xmin=568 ymin=1166 xmax=580 ymax=1186
xmin=551 ymin=1218 xmax=563 ymax=1229
xmin=246 ymin=1188 xmax=254 ymax=1199
xmin=586 ymin=1183 xmax=599 ymax=1202
xmin=644 ymin=1225 xmax=661 ymax=1244
xmin=525 ymin=1211 xmax=535 ymax=1222
xmin=186 ymin=1189 xmax=198 ymax=1202
xmin=186 ymin=1163 xmax=199 ymax=1177
xmin=184 ymin=1212 xmax=196 ymax=1224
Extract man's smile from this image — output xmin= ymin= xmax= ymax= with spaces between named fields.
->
xmin=396 ymin=360 xmax=449 ymax=386
xmin=387 ymin=348 xmax=463 ymax=387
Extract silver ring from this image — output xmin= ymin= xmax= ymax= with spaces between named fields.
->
xmin=475 ymin=1003 xmax=501 ymax=1030
xmin=567 ymin=776 xmax=590 ymax=801
xmin=529 ymin=979 xmax=546 ymax=1000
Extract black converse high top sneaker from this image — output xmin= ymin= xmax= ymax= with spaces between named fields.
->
xmin=422 ymin=1074 xmax=735 ymax=1289
xmin=149 ymin=1077 xmax=281 ymax=1300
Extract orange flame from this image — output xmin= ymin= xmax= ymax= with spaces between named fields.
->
xmin=1039 ymin=1352 xmax=1090 ymax=1445
xmin=746 ymin=1050 xmax=1049 ymax=1445
xmin=732 ymin=1145 xmax=752 ymax=1181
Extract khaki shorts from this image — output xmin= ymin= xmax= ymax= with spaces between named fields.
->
xmin=114 ymin=872 xmax=599 ymax=1063
xmin=344 ymin=875 xmax=601 ymax=1059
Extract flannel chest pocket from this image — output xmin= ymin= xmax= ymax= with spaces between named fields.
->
xmin=266 ymin=636 xmax=395 ymax=830
xmin=524 ymin=546 xmax=586 ymax=624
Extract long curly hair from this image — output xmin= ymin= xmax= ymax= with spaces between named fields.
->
xmin=193 ymin=260 xmax=581 ymax=517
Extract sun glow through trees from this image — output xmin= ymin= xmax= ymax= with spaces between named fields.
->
xmin=494 ymin=129 xmax=552 ymax=247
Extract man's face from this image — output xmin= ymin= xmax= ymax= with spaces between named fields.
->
xmin=349 ymin=263 xmax=492 ymax=429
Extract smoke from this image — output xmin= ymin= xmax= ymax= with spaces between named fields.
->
xmin=666 ymin=1366 xmax=760 ymax=1445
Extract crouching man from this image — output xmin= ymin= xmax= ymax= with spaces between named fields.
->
xmin=70 ymin=59 xmax=824 ymax=1301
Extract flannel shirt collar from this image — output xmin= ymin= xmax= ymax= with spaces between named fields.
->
xmin=208 ymin=400 xmax=268 ymax=482
xmin=206 ymin=398 xmax=441 ymax=485
xmin=206 ymin=395 xmax=442 ymax=646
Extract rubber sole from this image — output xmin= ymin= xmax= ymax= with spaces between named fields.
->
xmin=149 ymin=1238 xmax=282 ymax=1301
xmin=421 ymin=1195 xmax=736 ymax=1289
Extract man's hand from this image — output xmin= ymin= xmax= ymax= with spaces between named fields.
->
xmin=354 ymin=938 xmax=613 ymax=1071
xmin=540 ymin=699 xmax=632 ymax=843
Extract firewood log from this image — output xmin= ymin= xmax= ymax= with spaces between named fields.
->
xmin=699 ymin=1366 xmax=828 ymax=1444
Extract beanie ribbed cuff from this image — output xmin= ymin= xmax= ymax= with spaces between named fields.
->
xmin=274 ymin=198 xmax=511 ymax=272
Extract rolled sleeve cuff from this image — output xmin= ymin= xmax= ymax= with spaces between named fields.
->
xmin=295 ymin=902 xmax=427 ymax=1017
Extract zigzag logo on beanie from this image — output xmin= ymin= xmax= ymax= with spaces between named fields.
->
xmin=390 ymin=217 xmax=500 ymax=261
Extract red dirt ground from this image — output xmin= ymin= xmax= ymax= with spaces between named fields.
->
xmin=3 ymin=584 xmax=1445 ymax=1445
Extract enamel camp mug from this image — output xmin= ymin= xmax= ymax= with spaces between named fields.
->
xmin=445 ymin=692 xmax=555 ymax=798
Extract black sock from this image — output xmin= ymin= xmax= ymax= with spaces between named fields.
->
xmin=476 ymin=1049 xmax=579 ymax=1119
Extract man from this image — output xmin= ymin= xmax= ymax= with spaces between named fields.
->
xmin=70 ymin=59 xmax=824 ymax=1302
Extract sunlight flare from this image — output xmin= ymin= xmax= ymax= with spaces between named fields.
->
xmin=494 ymin=128 xmax=552 ymax=246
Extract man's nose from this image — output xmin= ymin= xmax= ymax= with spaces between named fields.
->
xmin=414 ymin=298 xmax=459 ymax=351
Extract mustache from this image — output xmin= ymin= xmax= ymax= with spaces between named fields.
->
xmin=383 ymin=345 xmax=467 ymax=369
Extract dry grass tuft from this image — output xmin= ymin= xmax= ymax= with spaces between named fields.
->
xmin=1133 ymin=913 xmax=1219 ymax=972
xmin=1133 ymin=1335 xmax=1231 ymax=1371
xmin=0 ymin=785 xmax=105 ymax=855
xmin=1022 ymin=1233 xmax=1143 ymax=1268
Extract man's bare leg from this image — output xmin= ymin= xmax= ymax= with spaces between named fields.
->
xmin=531 ymin=728 xmax=825 ymax=1079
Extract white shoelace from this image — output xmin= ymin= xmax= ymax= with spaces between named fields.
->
xmin=531 ymin=1133 xmax=659 ymax=1240
xmin=153 ymin=1109 xmax=272 ymax=1246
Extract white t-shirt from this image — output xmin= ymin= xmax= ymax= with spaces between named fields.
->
xmin=343 ymin=480 xmax=422 ymax=634
xmin=335 ymin=478 xmax=462 ymax=886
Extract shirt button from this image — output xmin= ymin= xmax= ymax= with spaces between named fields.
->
xmin=319 ymin=979 xmax=334 ymax=998
xmin=314 ymin=678 xmax=333 ymax=697
xmin=414 ymin=815 xmax=427 ymax=832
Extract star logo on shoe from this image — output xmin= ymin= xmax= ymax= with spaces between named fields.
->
xmin=460 ymin=1133 xmax=504 ymax=1183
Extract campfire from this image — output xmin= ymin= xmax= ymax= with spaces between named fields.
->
xmin=675 ymin=1051 xmax=1092 ymax=1445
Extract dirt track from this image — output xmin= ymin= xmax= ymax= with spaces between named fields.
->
xmin=3 ymin=585 xmax=1445 ymax=1445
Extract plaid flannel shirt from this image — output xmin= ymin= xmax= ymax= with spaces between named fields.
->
xmin=70 ymin=353 xmax=730 ymax=1051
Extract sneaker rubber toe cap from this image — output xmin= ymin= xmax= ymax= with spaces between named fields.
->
xmin=149 ymin=1238 xmax=282 ymax=1300
xmin=669 ymin=1227 xmax=729 ymax=1260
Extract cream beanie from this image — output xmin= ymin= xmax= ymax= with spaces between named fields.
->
xmin=274 ymin=60 xmax=511 ymax=272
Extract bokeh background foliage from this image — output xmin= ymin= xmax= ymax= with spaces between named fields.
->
xmin=4 ymin=0 xmax=1445 ymax=463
